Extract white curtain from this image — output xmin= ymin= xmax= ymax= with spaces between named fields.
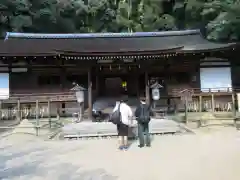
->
xmin=200 ymin=67 xmax=232 ymax=92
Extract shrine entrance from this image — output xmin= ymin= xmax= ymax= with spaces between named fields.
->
xmin=98 ymin=74 xmax=139 ymax=98
xmin=95 ymin=64 xmax=140 ymax=98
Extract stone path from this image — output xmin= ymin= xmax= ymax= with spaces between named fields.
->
xmin=1 ymin=128 xmax=240 ymax=180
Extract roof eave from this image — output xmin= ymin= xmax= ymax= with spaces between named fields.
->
xmin=180 ymin=43 xmax=236 ymax=53
xmin=5 ymin=30 xmax=200 ymax=40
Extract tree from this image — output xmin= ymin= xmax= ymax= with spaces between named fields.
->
xmin=202 ymin=0 xmax=240 ymax=41
xmin=87 ymin=0 xmax=117 ymax=32
xmin=0 ymin=0 xmax=32 ymax=36
xmin=1 ymin=0 xmax=240 ymax=42
xmin=58 ymin=0 xmax=86 ymax=33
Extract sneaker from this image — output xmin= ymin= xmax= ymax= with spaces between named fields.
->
xmin=123 ymin=145 xmax=129 ymax=150
xmin=146 ymin=144 xmax=151 ymax=147
xmin=118 ymin=146 xmax=124 ymax=150
xmin=138 ymin=145 xmax=144 ymax=148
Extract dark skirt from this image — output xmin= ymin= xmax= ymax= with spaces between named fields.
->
xmin=117 ymin=123 xmax=129 ymax=136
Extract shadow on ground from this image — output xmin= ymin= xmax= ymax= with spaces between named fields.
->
xmin=0 ymin=144 xmax=118 ymax=180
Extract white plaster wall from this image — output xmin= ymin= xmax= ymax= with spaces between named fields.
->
xmin=200 ymin=67 xmax=232 ymax=92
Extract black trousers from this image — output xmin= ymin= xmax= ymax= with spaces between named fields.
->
xmin=138 ymin=123 xmax=150 ymax=146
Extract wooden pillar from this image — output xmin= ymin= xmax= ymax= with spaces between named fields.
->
xmin=199 ymin=95 xmax=202 ymax=112
xmin=96 ymin=74 xmax=99 ymax=97
xmin=232 ymin=93 xmax=236 ymax=117
xmin=60 ymin=59 xmax=65 ymax=115
xmin=60 ymin=68 xmax=65 ymax=88
xmin=211 ymin=94 xmax=215 ymax=112
xmin=136 ymin=74 xmax=139 ymax=97
xmin=35 ymin=100 xmax=39 ymax=136
xmin=185 ymin=99 xmax=188 ymax=122
xmin=47 ymin=99 xmax=51 ymax=128
xmin=0 ymin=101 xmax=2 ymax=120
xmin=145 ymin=72 xmax=150 ymax=104
xmin=88 ymin=68 xmax=92 ymax=119
xmin=17 ymin=99 xmax=21 ymax=120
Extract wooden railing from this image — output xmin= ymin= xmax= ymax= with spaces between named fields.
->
xmin=153 ymin=86 xmax=237 ymax=114
xmin=3 ymin=91 xmax=76 ymax=103
xmin=0 ymin=87 xmax=238 ymax=126
xmin=171 ymin=87 xmax=233 ymax=96
xmin=1 ymin=87 xmax=237 ymax=103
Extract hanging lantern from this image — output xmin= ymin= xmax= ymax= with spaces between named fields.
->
xmin=122 ymin=81 xmax=127 ymax=88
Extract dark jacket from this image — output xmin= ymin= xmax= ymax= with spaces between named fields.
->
xmin=135 ymin=102 xmax=153 ymax=123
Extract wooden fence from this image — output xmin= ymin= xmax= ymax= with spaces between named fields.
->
xmin=0 ymin=87 xmax=239 ymax=120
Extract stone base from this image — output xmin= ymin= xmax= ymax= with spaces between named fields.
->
xmin=62 ymin=118 xmax=184 ymax=138
xmin=187 ymin=120 xmax=201 ymax=129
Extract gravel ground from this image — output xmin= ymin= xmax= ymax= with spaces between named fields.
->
xmin=0 ymin=119 xmax=21 ymax=134
xmin=1 ymin=128 xmax=240 ymax=180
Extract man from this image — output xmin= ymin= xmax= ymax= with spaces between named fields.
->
xmin=135 ymin=97 xmax=153 ymax=148
xmin=112 ymin=97 xmax=133 ymax=150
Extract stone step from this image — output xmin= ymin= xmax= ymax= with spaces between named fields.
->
xmin=61 ymin=119 xmax=185 ymax=138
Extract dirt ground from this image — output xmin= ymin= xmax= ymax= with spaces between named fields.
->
xmin=1 ymin=127 xmax=240 ymax=180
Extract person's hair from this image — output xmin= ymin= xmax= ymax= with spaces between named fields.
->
xmin=120 ymin=95 xmax=128 ymax=103
xmin=139 ymin=96 xmax=146 ymax=101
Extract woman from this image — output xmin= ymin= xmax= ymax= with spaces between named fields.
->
xmin=113 ymin=97 xmax=133 ymax=150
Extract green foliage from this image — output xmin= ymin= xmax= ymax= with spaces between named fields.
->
xmin=0 ymin=0 xmax=239 ymax=41
xmin=203 ymin=0 xmax=240 ymax=41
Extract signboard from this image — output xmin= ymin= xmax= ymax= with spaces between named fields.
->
xmin=0 ymin=73 xmax=9 ymax=100
xmin=179 ymin=89 xmax=193 ymax=103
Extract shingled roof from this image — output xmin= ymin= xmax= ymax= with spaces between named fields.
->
xmin=0 ymin=30 xmax=235 ymax=56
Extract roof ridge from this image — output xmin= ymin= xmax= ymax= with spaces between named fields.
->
xmin=5 ymin=29 xmax=200 ymax=40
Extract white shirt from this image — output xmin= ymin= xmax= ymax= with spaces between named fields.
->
xmin=113 ymin=101 xmax=133 ymax=126
xmin=140 ymin=101 xmax=146 ymax=104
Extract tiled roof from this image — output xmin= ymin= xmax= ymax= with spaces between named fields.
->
xmin=0 ymin=30 xmax=235 ymax=56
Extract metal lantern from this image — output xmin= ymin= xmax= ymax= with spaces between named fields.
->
xmin=71 ymin=83 xmax=86 ymax=123
xmin=150 ymin=82 xmax=163 ymax=101
xmin=71 ymin=83 xmax=86 ymax=103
